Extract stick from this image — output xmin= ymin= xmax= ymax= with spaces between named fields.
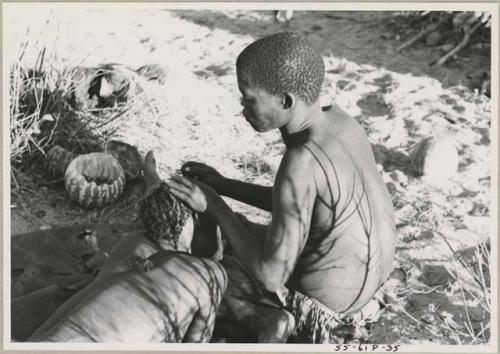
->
xmin=397 ymin=18 xmax=445 ymax=52
xmin=431 ymin=19 xmax=484 ymax=66
xmin=323 ymin=14 xmax=363 ymax=23
xmin=37 ymin=177 xmax=65 ymax=186
xmin=396 ymin=305 xmax=442 ymax=338
xmin=93 ymin=108 xmax=127 ymax=130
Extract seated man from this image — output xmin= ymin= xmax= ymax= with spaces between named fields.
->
xmin=167 ymin=32 xmax=398 ymax=343
xmin=28 ymin=153 xmax=228 ymax=343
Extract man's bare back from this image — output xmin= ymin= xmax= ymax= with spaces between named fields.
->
xmin=284 ymin=105 xmax=397 ymax=313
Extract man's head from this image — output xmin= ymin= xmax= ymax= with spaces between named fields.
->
xmin=235 ymin=32 xmax=325 ymax=132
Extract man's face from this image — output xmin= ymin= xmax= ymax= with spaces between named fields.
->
xmin=237 ymin=78 xmax=284 ymax=133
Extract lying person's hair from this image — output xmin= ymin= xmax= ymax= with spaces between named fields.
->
xmin=140 ymin=150 xmax=192 ymax=250
xmin=140 ymin=184 xmax=191 ymax=249
xmin=236 ymin=32 xmax=325 ymax=105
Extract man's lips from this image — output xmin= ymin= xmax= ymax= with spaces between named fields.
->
xmin=242 ymin=109 xmax=253 ymax=122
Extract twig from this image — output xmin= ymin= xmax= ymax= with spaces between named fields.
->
xmin=436 ymin=231 xmax=486 ymax=290
xmin=93 ymin=109 xmax=127 ymax=130
xmin=18 ymin=29 xmax=30 ymax=63
xmin=396 ymin=305 xmax=442 ymax=338
xmin=440 ymin=321 xmax=464 ymax=345
xmin=455 ymin=263 xmax=476 ymax=339
xmin=430 ymin=19 xmax=484 ymax=66
xmin=470 ymin=322 xmax=490 ymax=344
xmin=35 ymin=46 xmax=47 ymax=73
xmin=323 ymin=14 xmax=363 ymax=23
xmin=397 ymin=18 xmax=445 ymax=52
xmin=475 ymin=246 xmax=491 ymax=309
xmin=411 ymin=285 xmax=444 ymax=294
xmin=11 ymin=169 xmax=20 ymax=191
xmin=37 ymin=177 xmax=65 ymax=186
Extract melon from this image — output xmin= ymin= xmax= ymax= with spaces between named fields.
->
xmin=64 ymin=153 xmax=125 ymax=209
xmin=103 ymin=140 xmax=143 ymax=180
xmin=45 ymin=145 xmax=77 ymax=179
xmin=409 ymin=136 xmax=459 ymax=183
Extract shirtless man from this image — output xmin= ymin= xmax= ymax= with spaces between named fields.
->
xmin=167 ymin=32 xmax=398 ymax=343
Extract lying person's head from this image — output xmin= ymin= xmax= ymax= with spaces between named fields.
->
xmin=141 ymin=151 xmax=194 ymax=252
xmin=236 ymin=32 xmax=325 ymax=132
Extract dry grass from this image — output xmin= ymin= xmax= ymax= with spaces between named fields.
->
xmin=440 ymin=234 xmax=491 ymax=344
xmin=10 ymin=28 xmax=103 ymax=171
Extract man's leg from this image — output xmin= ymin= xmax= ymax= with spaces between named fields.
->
xmin=221 ymin=295 xmax=295 ymax=343
xmin=217 ymin=254 xmax=295 ymax=343
xmin=191 ymin=209 xmax=296 ymax=343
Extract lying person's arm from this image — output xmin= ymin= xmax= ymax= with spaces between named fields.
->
xmin=182 ymin=161 xmax=272 ymax=211
xmin=173 ymin=148 xmax=316 ymax=291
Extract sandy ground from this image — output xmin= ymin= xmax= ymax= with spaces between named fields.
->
xmin=8 ymin=9 xmax=492 ymax=344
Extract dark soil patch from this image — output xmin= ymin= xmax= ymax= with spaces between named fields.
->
xmin=357 ymin=92 xmax=392 ymax=117
xmin=473 ymin=127 xmax=491 ymax=145
xmin=336 ymin=79 xmax=350 ymax=90
xmin=373 ymin=73 xmax=393 ymax=93
xmin=418 ymin=264 xmax=455 ymax=288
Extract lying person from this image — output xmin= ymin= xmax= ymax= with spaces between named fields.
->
xmin=28 ymin=151 xmax=227 ymax=343
xmin=167 ymin=32 xmax=398 ymax=343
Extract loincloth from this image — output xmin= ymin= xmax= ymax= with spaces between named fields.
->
xmin=221 ymin=213 xmax=386 ymax=343
xmin=221 ymin=252 xmax=385 ymax=344
xmin=278 ymin=287 xmax=384 ymax=343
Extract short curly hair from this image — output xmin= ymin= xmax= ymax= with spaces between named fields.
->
xmin=236 ymin=32 xmax=325 ymax=105
xmin=139 ymin=183 xmax=191 ymax=250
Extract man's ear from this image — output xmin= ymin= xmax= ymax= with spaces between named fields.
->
xmin=282 ymin=93 xmax=294 ymax=110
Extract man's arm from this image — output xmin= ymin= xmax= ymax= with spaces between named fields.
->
xmin=206 ymin=148 xmax=316 ymax=291
xmin=217 ymin=178 xmax=273 ymax=211
xmin=182 ymin=161 xmax=273 ymax=211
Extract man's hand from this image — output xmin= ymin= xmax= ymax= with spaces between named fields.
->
xmin=166 ymin=174 xmax=218 ymax=213
xmin=181 ymin=162 xmax=225 ymax=190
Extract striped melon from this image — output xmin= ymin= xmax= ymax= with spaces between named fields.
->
xmin=45 ymin=145 xmax=77 ymax=179
xmin=64 ymin=153 xmax=125 ymax=209
xmin=103 ymin=140 xmax=143 ymax=180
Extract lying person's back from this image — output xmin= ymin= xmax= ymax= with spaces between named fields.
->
xmin=28 ymin=249 xmax=227 ymax=342
xmin=287 ymin=105 xmax=397 ymax=314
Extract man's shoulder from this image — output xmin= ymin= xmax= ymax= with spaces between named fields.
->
xmin=281 ymin=144 xmax=317 ymax=171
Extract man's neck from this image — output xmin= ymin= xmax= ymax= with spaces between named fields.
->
xmin=280 ymin=101 xmax=324 ymax=148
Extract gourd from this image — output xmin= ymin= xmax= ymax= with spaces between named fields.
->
xmin=409 ymin=136 xmax=459 ymax=183
xmin=64 ymin=152 xmax=125 ymax=209
xmin=45 ymin=145 xmax=77 ymax=179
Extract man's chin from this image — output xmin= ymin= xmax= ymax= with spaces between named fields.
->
xmin=248 ymin=122 xmax=271 ymax=133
